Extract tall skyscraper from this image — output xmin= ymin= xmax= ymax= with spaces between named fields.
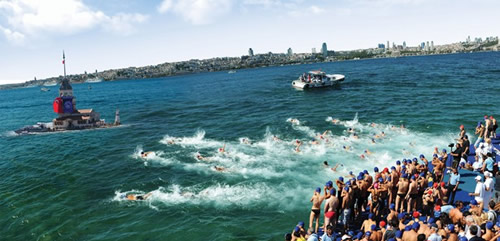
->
xmin=321 ymin=43 xmax=328 ymax=57
xmin=403 ymin=41 xmax=406 ymax=49
xmin=312 ymin=48 xmax=316 ymax=54
xmin=287 ymin=48 xmax=293 ymax=56
xmin=426 ymin=41 xmax=430 ymax=51
xmin=387 ymin=41 xmax=390 ymax=50
xmin=248 ymin=48 xmax=254 ymax=57
xmin=431 ymin=41 xmax=434 ymax=51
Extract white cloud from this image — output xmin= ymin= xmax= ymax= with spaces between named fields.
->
xmin=157 ymin=0 xmax=233 ymax=25
xmin=0 ymin=25 xmax=25 ymax=44
xmin=0 ymin=0 xmax=148 ymax=44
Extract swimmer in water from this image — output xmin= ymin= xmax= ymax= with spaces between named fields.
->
xmin=323 ymin=161 xmax=329 ymax=168
xmin=371 ymin=138 xmax=376 ymax=144
xmin=272 ymin=135 xmax=281 ymax=141
xmin=141 ymin=151 xmax=154 ymax=158
xmin=364 ymin=149 xmax=372 ymax=155
xmin=241 ymin=138 xmax=251 ymax=145
xmin=381 ymin=131 xmax=385 ymax=137
xmin=330 ymin=163 xmax=342 ymax=172
xmin=290 ymin=118 xmax=299 ymax=125
xmin=213 ymin=165 xmax=227 ymax=172
xmin=352 ymin=133 xmax=359 ymax=139
xmin=311 ymin=138 xmax=319 ymax=145
xmin=360 ymin=154 xmax=366 ymax=159
xmin=331 ymin=119 xmax=340 ymax=124
xmin=371 ymin=123 xmax=377 ymax=127
xmin=343 ymin=145 xmax=351 ymax=151
xmin=295 ymin=141 xmax=302 ymax=153
xmin=196 ymin=153 xmax=206 ymax=161
xmin=218 ymin=144 xmax=226 ymax=154
xmin=348 ymin=128 xmax=354 ymax=133
xmin=124 ymin=192 xmax=153 ymax=201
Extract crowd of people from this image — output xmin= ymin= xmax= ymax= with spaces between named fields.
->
xmin=286 ymin=117 xmax=500 ymax=241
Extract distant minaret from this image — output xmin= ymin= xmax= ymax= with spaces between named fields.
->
xmin=59 ymin=51 xmax=73 ymax=97
xmin=114 ymin=108 xmax=120 ymax=126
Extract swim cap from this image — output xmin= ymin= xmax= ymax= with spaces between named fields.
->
xmin=378 ymin=177 xmax=384 ymax=183
xmin=419 ymin=172 xmax=425 ymax=177
xmin=402 ymin=173 xmax=408 ymax=179
xmin=442 ymin=149 xmax=447 ymax=153
xmin=402 ymin=165 xmax=406 ymax=169
xmin=478 ymin=121 xmax=481 ymax=127
xmin=365 ymin=231 xmax=371 ymax=237
xmin=395 ymin=230 xmax=403 ymax=238
xmin=339 ymin=177 xmax=344 ymax=182
xmin=396 ymin=160 xmax=401 ymax=165
xmin=413 ymin=211 xmax=420 ymax=218
xmin=298 ymin=221 xmax=304 ymax=227
xmin=356 ymin=232 xmax=363 ymax=240
xmin=428 ymin=181 xmax=433 ymax=187
xmin=349 ymin=171 xmax=353 ymax=175
xmin=413 ymin=158 xmax=417 ymax=162
xmin=383 ymin=167 xmax=389 ymax=173
xmin=315 ymin=187 xmax=321 ymax=193
xmin=390 ymin=203 xmax=395 ymax=210
xmin=460 ymin=124 xmax=464 ymax=129
xmin=404 ymin=226 xmax=411 ymax=231
xmin=487 ymin=222 xmax=494 ymax=230
xmin=380 ymin=220 xmax=386 ymax=228
xmin=428 ymin=217 xmax=435 ymax=224
xmin=346 ymin=181 xmax=351 ymax=186
xmin=369 ymin=213 xmax=374 ymax=219
xmin=447 ymin=224 xmax=454 ymax=232
xmin=391 ymin=166 xmax=396 ymax=170
xmin=344 ymin=187 xmax=349 ymax=191
xmin=364 ymin=170 xmax=368 ymax=174
xmin=433 ymin=154 xmax=438 ymax=158
xmin=434 ymin=211 xmax=441 ymax=218
xmin=330 ymin=188 xmax=336 ymax=195
xmin=388 ymin=239 xmax=395 ymax=241
xmin=348 ymin=231 xmax=354 ymax=237
xmin=398 ymin=213 xmax=405 ymax=220
xmin=374 ymin=167 xmax=379 ymax=172
xmin=411 ymin=176 xmax=416 ymax=180
xmin=371 ymin=224 xmax=376 ymax=230
xmin=357 ymin=175 xmax=363 ymax=180
xmin=412 ymin=222 xmax=420 ymax=230
xmin=420 ymin=154 xmax=424 ymax=159
xmin=438 ymin=157 xmax=443 ymax=161
xmin=374 ymin=183 xmax=379 ymax=189
xmin=294 ymin=226 xmax=300 ymax=232
xmin=440 ymin=182 xmax=445 ymax=187
xmin=326 ymin=181 xmax=333 ymax=187
xmin=459 ymin=237 xmax=468 ymax=241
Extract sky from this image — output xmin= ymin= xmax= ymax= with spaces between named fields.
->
xmin=0 ymin=0 xmax=499 ymax=84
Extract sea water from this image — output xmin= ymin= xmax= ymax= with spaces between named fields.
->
xmin=1 ymin=52 xmax=500 ymax=240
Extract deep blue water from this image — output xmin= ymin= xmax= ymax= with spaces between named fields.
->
xmin=1 ymin=52 xmax=499 ymax=240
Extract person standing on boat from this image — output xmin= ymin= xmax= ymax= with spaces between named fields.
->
xmin=475 ymin=122 xmax=485 ymax=148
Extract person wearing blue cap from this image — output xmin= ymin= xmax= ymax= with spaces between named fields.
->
xmin=309 ymin=187 xmax=324 ymax=233
xmin=395 ymin=173 xmax=409 ymax=213
xmin=427 ymin=223 xmax=441 ymax=241
xmin=406 ymin=175 xmax=418 ymax=212
xmin=323 ymin=188 xmax=338 ymax=230
xmin=432 ymin=155 xmax=445 ymax=184
xmin=361 ymin=213 xmax=376 ymax=233
xmin=374 ymin=167 xmax=379 ymax=173
xmin=483 ymin=222 xmax=495 ymax=241
xmin=340 ymin=184 xmax=353 ymax=230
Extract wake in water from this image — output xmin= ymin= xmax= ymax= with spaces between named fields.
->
xmin=121 ymin=114 xmax=456 ymax=210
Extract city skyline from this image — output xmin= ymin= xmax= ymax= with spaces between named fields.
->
xmin=0 ymin=0 xmax=499 ymax=84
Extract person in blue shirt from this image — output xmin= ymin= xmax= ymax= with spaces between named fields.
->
xmin=447 ymin=167 xmax=460 ymax=205
xmin=482 ymin=152 xmax=495 ymax=173
xmin=320 ymin=225 xmax=335 ymax=241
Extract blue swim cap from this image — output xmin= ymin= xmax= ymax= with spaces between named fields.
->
xmin=412 ymin=222 xmax=420 ymax=230
xmin=419 ymin=172 xmax=425 ymax=177
xmin=405 ymin=226 xmax=411 ymax=231
xmin=298 ymin=221 xmax=304 ymax=227
xmin=339 ymin=176 xmax=344 ymax=182
xmin=395 ymin=230 xmax=403 ymax=238
xmin=378 ymin=177 xmax=384 ymax=183
xmin=447 ymin=224 xmax=454 ymax=232
xmin=346 ymin=181 xmax=351 ymax=186
xmin=428 ymin=181 xmax=433 ymax=187
xmin=348 ymin=231 xmax=354 ymax=236
xmin=390 ymin=203 xmax=395 ymax=210
xmin=402 ymin=173 xmax=408 ymax=179
xmin=359 ymin=172 xmax=364 ymax=176
xmin=402 ymin=165 xmax=406 ymax=169
xmin=433 ymin=154 xmax=438 ymax=158
xmin=471 ymin=199 xmax=478 ymax=205
xmin=413 ymin=158 xmax=418 ymax=162
xmin=374 ymin=167 xmax=379 ymax=172
xmin=398 ymin=213 xmax=405 ymax=220
xmin=349 ymin=171 xmax=353 ymax=175
xmin=371 ymin=224 xmax=376 ymax=230
xmin=388 ymin=238 xmax=396 ymax=241
xmin=364 ymin=170 xmax=368 ymax=174
xmin=434 ymin=211 xmax=441 ymax=218
xmin=357 ymin=175 xmax=363 ymax=180
xmin=365 ymin=231 xmax=371 ymax=237
xmin=316 ymin=187 xmax=321 ymax=193
xmin=420 ymin=154 xmax=424 ymax=159
xmin=330 ymin=188 xmax=336 ymax=195
xmin=369 ymin=213 xmax=374 ymax=219
xmin=459 ymin=237 xmax=467 ymax=241
xmin=326 ymin=181 xmax=333 ymax=187
xmin=356 ymin=232 xmax=363 ymax=240
xmin=442 ymin=149 xmax=447 ymax=153
xmin=411 ymin=176 xmax=416 ymax=180
xmin=396 ymin=160 xmax=401 ymax=165
xmin=428 ymin=217 xmax=435 ymax=224
xmin=438 ymin=157 xmax=443 ymax=161
xmin=294 ymin=226 xmax=300 ymax=232
xmin=391 ymin=166 xmax=396 ymax=170
xmin=487 ymin=222 xmax=494 ymax=230
xmin=344 ymin=187 xmax=349 ymax=191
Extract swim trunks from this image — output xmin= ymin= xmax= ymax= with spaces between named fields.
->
xmin=312 ymin=209 xmax=320 ymax=215
xmin=325 ymin=211 xmax=335 ymax=219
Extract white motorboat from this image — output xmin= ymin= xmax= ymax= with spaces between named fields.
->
xmin=292 ymin=70 xmax=345 ymax=89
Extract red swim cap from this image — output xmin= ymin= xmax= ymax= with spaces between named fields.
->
xmin=379 ymin=220 xmax=386 ymax=227
xmin=413 ymin=211 xmax=420 ymax=218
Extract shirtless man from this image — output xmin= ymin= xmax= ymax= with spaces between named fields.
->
xmin=482 ymin=222 xmax=495 ymax=241
xmin=485 ymin=115 xmax=492 ymax=138
xmin=196 ymin=153 xmax=206 ymax=161
xmin=387 ymin=203 xmax=399 ymax=225
xmin=323 ymin=188 xmax=339 ymax=230
xmin=432 ymin=156 xmax=444 ymax=183
xmin=361 ymin=213 xmax=377 ymax=233
xmin=140 ymin=151 xmax=154 ymax=158
xmin=406 ymin=176 xmax=418 ymax=212
xmin=446 ymin=224 xmax=458 ymax=241
xmin=295 ymin=140 xmax=302 ymax=153
xmin=341 ymin=186 xmax=353 ymax=230
xmin=310 ymin=187 xmax=325 ymax=233
xmin=124 ymin=192 xmax=153 ymax=201
xmin=396 ymin=174 xmax=409 ymax=213
xmin=449 ymin=201 xmax=464 ymax=225
xmin=491 ymin=116 xmax=497 ymax=138
xmin=389 ymin=166 xmax=399 ymax=205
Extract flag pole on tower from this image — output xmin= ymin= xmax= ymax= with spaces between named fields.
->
xmin=63 ymin=50 xmax=66 ymax=78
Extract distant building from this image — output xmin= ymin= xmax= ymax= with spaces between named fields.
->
xmin=378 ymin=43 xmax=385 ymax=49
xmin=403 ymin=41 xmax=406 ymax=49
xmin=431 ymin=41 xmax=434 ymax=51
xmin=248 ymin=48 xmax=254 ymax=57
xmin=421 ymin=42 xmax=425 ymax=50
xmin=287 ymin=48 xmax=293 ymax=56
xmin=321 ymin=43 xmax=328 ymax=57
xmin=467 ymin=36 xmax=471 ymax=43
xmin=392 ymin=42 xmax=396 ymax=49
xmin=312 ymin=48 xmax=316 ymax=54
xmin=387 ymin=41 xmax=390 ymax=50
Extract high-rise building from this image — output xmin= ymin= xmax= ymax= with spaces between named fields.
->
xmin=392 ymin=42 xmax=396 ymax=49
xmin=431 ymin=41 xmax=434 ymax=51
xmin=387 ymin=41 xmax=390 ymax=50
xmin=426 ymin=41 xmax=430 ymax=51
xmin=312 ymin=48 xmax=316 ymax=54
xmin=378 ymin=43 xmax=385 ymax=49
xmin=421 ymin=42 xmax=425 ymax=50
xmin=321 ymin=43 xmax=328 ymax=57
xmin=403 ymin=41 xmax=406 ymax=49
xmin=248 ymin=48 xmax=254 ymax=57
xmin=287 ymin=48 xmax=293 ymax=56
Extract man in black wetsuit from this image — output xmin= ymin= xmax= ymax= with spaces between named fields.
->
xmin=450 ymin=142 xmax=463 ymax=169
